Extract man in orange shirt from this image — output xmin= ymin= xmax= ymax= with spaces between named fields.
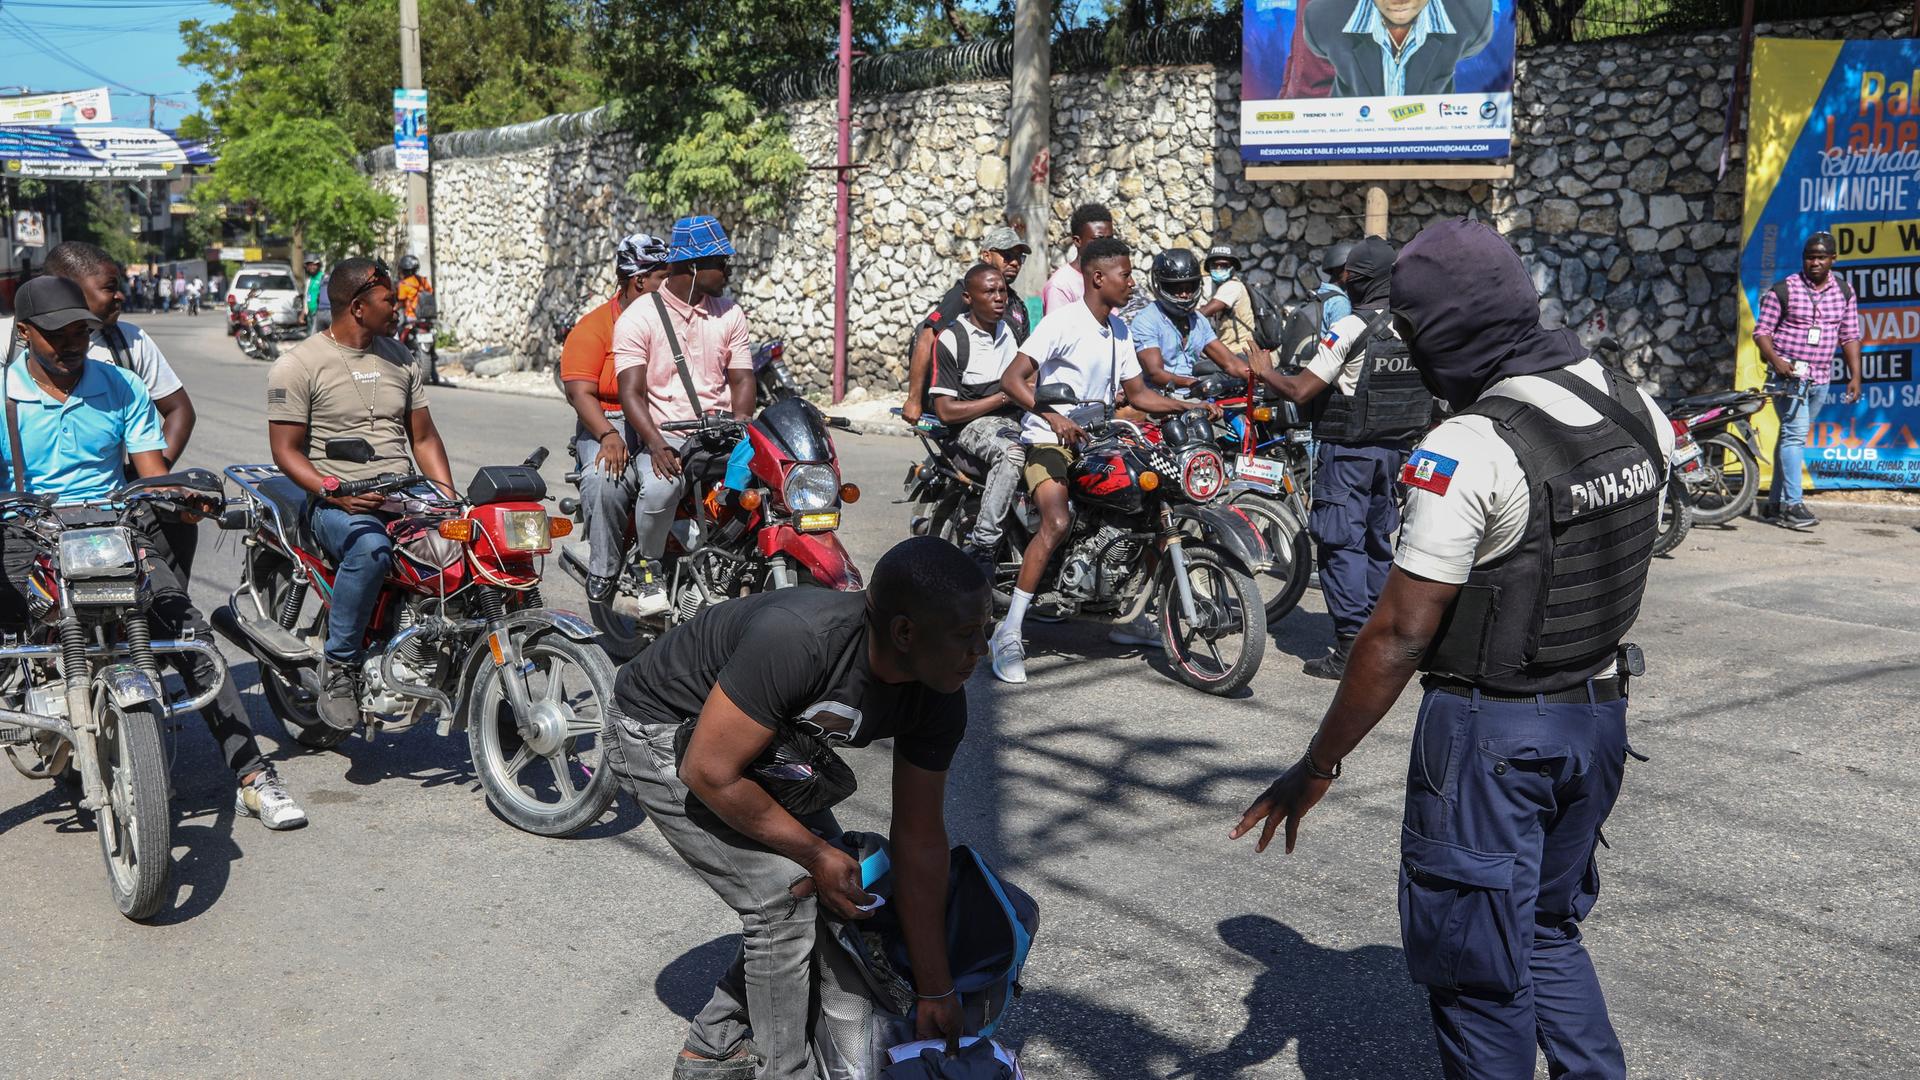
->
xmin=561 ymin=233 xmax=672 ymax=602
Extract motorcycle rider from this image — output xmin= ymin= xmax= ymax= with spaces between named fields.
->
xmin=992 ymin=237 xmax=1221 ymax=683
xmin=395 ymin=254 xmax=440 ymax=385
xmin=1197 ymin=244 xmax=1261 ymax=359
xmin=900 ymin=224 xmax=1033 ymax=427
xmin=611 ymin=215 xmax=756 ymax=619
xmin=562 ymin=232 xmax=672 ymax=602
xmin=605 ymin=536 xmax=985 ymax=1080
xmin=3 ymin=276 xmax=307 ymax=829
xmin=266 ymin=257 xmax=455 ymax=730
xmin=1250 ymin=236 xmax=1430 ymax=679
xmin=1131 ymin=248 xmax=1250 ymax=388
xmin=1233 ymin=218 xmax=1674 ymax=1080
xmin=926 ymin=262 xmax=1024 ymax=572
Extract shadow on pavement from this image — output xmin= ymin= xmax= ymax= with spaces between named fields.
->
xmin=656 ymin=934 xmax=741 ymax=1019
xmin=152 ymin=788 xmax=242 ymax=925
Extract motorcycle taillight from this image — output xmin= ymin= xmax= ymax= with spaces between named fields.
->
xmin=1670 ymin=418 xmax=1689 ymax=436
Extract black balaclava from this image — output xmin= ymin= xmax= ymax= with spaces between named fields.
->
xmin=1342 ymin=236 xmax=1396 ymax=309
xmin=1391 ymin=218 xmax=1585 ymax=411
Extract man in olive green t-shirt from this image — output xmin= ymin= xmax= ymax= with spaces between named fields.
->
xmin=265 ymin=257 xmax=454 ymax=730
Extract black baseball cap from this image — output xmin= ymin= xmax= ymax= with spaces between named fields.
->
xmin=13 ymin=276 xmax=101 ymax=332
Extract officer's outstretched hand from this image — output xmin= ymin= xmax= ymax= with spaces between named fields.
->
xmin=1230 ymin=758 xmax=1333 ymax=854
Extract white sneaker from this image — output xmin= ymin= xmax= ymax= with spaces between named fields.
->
xmin=990 ymin=633 xmax=1027 ymax=684
xmin=1107 ymin=614 xmax=1164 ymax=649
xmin=632 ymin=560 xmax=671 ymax=618
xmin=236 ymin=768 xmax=308 ymax=830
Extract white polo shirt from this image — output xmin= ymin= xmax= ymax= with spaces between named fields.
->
xmin=1014 ymin=300 xmax=1143 ymax=445
xmin=1395 ymin=359 xmax=1676 ymax=585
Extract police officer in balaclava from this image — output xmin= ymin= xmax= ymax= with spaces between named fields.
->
xmin=1233 ymin=218 xmax=1676 ymax=1080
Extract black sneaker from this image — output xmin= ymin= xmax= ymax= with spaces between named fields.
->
xmin=1781 ymin=503 xmax=1820 ymax=530
xmin=317 ymin=658 xmax=362 ymax=731
xmin=1302 ymin=635 xmax=1355 ymax=681
xmin=959 ymin=542 xmax=996 ymax=582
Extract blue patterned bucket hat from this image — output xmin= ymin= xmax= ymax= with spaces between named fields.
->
xmin=669 ymin=215 xmax=735 ymax=262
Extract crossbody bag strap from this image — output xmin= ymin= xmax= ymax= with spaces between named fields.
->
xmin=102 ymin=323 xmax=133 ymax=369
xmin=651 ymin=291 xmax=708 ymax=416
xmin=3 ymin=326 xmax=26 ymax=493
xmin=1537 ymin=366 xmax=1664 ymax=468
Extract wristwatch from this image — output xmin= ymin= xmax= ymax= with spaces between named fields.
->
xmin=320 ymin=475 xmax=341 ymax=495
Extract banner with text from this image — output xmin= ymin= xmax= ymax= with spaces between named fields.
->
xmin=1740 ymin=37 xmax=1920 ymax=490
xmin=0 ymin=87 xmax=112 ymax=126
xmin=1239 ymin=0 xmax=1517 ymax=161
xmin=393 ymin=89 xmax=429 ymax=173
xmin=0 ymin=126 xmax=214 ymax=179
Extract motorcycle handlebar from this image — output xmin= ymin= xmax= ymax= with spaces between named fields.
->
xmin=335 ymin=472 xmax=426 ymax=498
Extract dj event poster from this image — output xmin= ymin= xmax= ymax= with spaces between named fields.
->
xmin=1740 ymin=37 xmax=1920 ymax=490
xmin=1240 ymin=0 xmax=1518 ymax=161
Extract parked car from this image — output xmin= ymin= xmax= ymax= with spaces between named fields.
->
xmin=225 ymin=263 xmax=304 ymax=335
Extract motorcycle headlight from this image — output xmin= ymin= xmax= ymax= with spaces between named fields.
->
xmin=59 ymin=527 xmax=137 ymax=579
xmin=498 ymin=510 xmax=552 ymax=553
xmin=1178 ymin=448 xmax=1226 ymax=503
xmin=782 ymin=464 xmax=840 ymax=513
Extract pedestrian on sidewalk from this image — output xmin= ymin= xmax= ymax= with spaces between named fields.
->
xmin=1753 ymin=231 xmax=1863 ymax=530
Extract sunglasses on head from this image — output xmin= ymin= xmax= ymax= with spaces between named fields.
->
xmin=349 ymin=260 xmax=393 ymax=304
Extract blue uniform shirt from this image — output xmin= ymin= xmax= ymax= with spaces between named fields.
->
xmin=0 ymin=359 xmax=166 ymax=502
xmin=1130 ymin=302 xmax=1218 ymax=377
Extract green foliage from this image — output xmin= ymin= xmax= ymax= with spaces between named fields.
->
xmin=625 ymin=88 xmax=807 ymax=220
xmin=199 ymin=117 xmax=398 ymax=253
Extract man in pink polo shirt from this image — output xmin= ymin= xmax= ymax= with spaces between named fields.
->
xmin=1040 ymin=203 xmax=1115 ymax=314
xmin=612 ymin=214 xmax=756 ymax=616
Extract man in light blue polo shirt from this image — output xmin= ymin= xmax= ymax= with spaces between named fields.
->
xmin=1132 ymin=248 xmax=1249 ymax=388
xmin=3 ymin=276 xmax=306 ymax=830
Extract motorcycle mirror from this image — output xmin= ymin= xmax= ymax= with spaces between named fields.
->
xmin=324 ymin=437 xmax=378 ymax=464
xmin=1034 ymin=382 xmax=1076 ymax=407
xmin=1592 ymin=335 xmax=1622 ymax=354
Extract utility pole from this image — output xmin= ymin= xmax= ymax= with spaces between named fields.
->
xmin=832 ymin=0 xmax=853 ymax=403
xmin=1007 ymin=0 xmax=1050 ymax=308
xmin=399 ymin=0 xmax=432 ymax=278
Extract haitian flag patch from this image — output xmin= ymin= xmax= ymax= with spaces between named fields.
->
xmin=1400 ymin=450 xmax=1458 ymax=495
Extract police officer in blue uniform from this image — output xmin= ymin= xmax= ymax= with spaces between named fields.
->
xmin=1250 ymin=235 xmax=1433 ymax=678
xmin=1233 ymin=218 xmax=1673 ymax=1080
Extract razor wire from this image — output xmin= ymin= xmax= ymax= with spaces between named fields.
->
xmin=360 ymin=104 xmax=617 ymax=168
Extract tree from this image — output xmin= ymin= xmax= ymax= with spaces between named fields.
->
xmin=196 ymin=117 xmax=398 ymax=256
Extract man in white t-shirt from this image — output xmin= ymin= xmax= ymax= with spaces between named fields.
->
xmin=993 ymin=237 xmax=1218 ymax=683
xmin=3 ymin=243 xmax=202 ymax=575
xmin=927 ymin=263 xmax=1024 ymax=568
xmin=1232 ymin=218 xmax=1672 ymax=1080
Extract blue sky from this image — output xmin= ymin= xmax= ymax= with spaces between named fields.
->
xmin=0 ymin=0 xmax=224 ymax=131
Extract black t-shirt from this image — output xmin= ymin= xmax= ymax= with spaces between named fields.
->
xmin=613 ymin=589 xmax=968 ymax=772
xmin=922 ymin=281 xmax=1030 ymax=345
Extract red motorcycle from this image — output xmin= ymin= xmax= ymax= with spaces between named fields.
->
xmin=228 ymin=287 xmax=281 ymax=362
xmin=212 ymin=441 xmax=620 ymax=837
xmin=559 ymin=396 xmax=862 ymax=658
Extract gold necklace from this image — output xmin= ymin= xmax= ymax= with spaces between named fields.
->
xmin=325 ymin=327 xmax=379 ymax=421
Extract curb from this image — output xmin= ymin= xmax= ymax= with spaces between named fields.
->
xmin=827 ymin=415 xmax=915 ymax=439
xmin=1799 ymin=498 xmax=1920 ymax=528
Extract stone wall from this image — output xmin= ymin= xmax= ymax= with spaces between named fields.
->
xmin=370 ymin=6 xmax=1908 ymax=398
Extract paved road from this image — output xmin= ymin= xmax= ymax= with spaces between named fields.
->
xmin=1 ymin=311 xmax=1915 ymax=1079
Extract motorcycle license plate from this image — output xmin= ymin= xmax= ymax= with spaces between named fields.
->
xmin=1673 ymin=442 xmax=1703 ymax=468
xmin=1235 ymin=455 xmax=1287 ymax=491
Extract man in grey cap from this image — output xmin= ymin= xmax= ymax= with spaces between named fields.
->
xmin=901 ymin=224 xmax=1032 ymax=426
xmin=3 ymin=276 xmax=309 ymax=830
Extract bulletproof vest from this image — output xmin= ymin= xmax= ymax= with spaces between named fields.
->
xmin=1422 ymin=367 xmax=1663 ymax=694
xmin=1312 ymin=308 xmax=1432 ymax=446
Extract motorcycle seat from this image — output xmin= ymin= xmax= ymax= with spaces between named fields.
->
xmin=1674 ymin=390 xmax=1753 ymax=412
xmin=257 ymin=475 xmax=318 ymax=551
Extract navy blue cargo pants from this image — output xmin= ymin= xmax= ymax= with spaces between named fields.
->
xmin=1399 ymin=684 xmax=1631 ymax=1080
xmin=1310 ymin=442 xmax=1408 ymax=638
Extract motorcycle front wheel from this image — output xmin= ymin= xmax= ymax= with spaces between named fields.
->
xmin=95 ymin=700 xmax=172 ymax=920
xmin=1690 ymin=433 xmax=1758 ymax=526
xmin=1651 ymin=482 xmax=1694 ymax=558
xmin=467 ymin=631 xmax=618 ymax=836
xmin=1227 ymin=492 xmax=1313 ymax=623
xmin=1157 ymin=545 xmax=1266 ymax=696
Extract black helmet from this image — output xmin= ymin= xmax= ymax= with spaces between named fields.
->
xmin=1150 ymin=248 xmax=1204 ymax=312
xmin=1322 ymin=242 xmax=1354 ymax=279
xmin=397 ymin=254 xmax=421 ymax=276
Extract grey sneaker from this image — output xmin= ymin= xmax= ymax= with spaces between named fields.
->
xmin=1780 ymin=503 xmax=1820 ymax=530
xmin=236 ymin=767 xmax=308 ymax=830
xmin=633 ymin=559 xmax=671 ymax=618
xmin=317 ymin=659 xmax=361 ymax=731
xmin=1107 ymin=613 xmax=1165 ymax=649
xmin=990 ymin=630 xmax=1028 ymax=684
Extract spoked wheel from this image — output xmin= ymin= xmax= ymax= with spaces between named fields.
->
xmin=1651 ymin=482 xmax=1694 ymax=558
xmin=95 ymin=701 xmax=172 ymax=920
xmin=1690 ymin=433 xmax=1758 ymax=526
xmin=468 ymin=631 xmax=618 ymax=836
xmin=1157 ymin=545 xmax=1266 ymax=695
xmin=1228 ymin=493 xmax=1313 ymax=623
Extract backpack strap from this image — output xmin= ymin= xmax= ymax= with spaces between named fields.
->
xmin=650 ymin=290 xmax=708 ymax=416
xmin=101 ymin=323 xmax=133 ymax=370
xmin=1342 ymin=307 xmax=1396 ymax=359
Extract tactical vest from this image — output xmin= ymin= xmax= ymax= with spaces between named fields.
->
xmin=1422 ymin=367 xmax=1663 ymax=694
xmin=1312 ymin=308 xmax=1432 ymax=446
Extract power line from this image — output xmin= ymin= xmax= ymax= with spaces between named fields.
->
xmin=0 ymin=11 xmax=162 ymax=96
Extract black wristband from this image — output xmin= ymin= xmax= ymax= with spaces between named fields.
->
xmin=1302 ymin=746 xmax=1341 ymax=781
xmin=597 ymin=429 xmax=622 ymax=443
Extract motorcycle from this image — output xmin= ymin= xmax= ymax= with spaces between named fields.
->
xmin=212 ymin=442 xmax=619 ymax=837
xmin=752 ymin=339 xmax=798 ymax=406
xmin=907 ymin=385 xmax=1271 ymax=695
xmin=230 ymin=287 xmax=280 ymax=362
xmin=558 ymin=395 xmax=863 ymax=659
xmin=403 ymin=292 xmax=441 ymax=386
xmin=1184 ymin=372 xmax=1317 ymax=623
xmin=1651 ymin=418 xmax=1704 ymax=558
xmin=0 ymin=471 xmax=231 ymax=919
xmin=1665 ymin=386 xmax=1769 ymax=526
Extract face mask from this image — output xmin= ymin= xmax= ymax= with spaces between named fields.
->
xmin=1209 ymin=269 xmax=1231 ymax=284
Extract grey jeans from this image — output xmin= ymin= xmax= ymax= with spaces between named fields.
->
xmin=954 ymin=415 xmax=1024 ymax=550
xmin=632 ymin=434 xmax=689 ymax=562
xmin=572 ymin=421 xmax=638 ymax=581
xmin=608 ymin=706 xmax=840 ymax=1079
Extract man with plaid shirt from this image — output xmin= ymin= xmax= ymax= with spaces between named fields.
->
xmin=1753 ymin=231 xmax=1863 ymax=530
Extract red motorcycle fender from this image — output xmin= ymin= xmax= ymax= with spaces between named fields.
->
xmin=757 ymin=526 xmax=863 ymax=590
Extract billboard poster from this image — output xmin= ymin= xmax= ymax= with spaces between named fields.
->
xmin=13 ymin=211 xmax=45 ymax=247
xmin=0 ymin=127 xmax=214 ymax=178
xmin=0 ymin=87 xmax=112 ymax=126
xmin=394 ymin=88 xmax=430 ymax=173
xmin=1240 ymin=0 xmax=1518 ymax=161
xmin=1739 ymin=38 xmax=1920 ymax=490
